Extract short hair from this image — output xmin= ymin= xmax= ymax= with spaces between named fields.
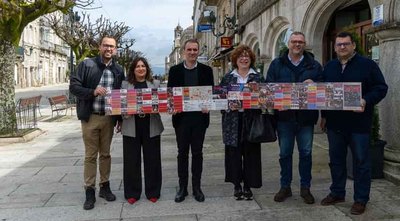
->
xmin=290 ymin=31 xmax=305 ymax=38
xmin=183 ymin=38 xmax=199 ymax=50
xmin=127 ymin=57 xmax=154 ymax=84
xmin=99 ymin=36 xmax=117 ymax=45
xmin=230 ymin=45 xmax=256 ymax=69
xmin=336 ymin=32 xmax=355 ymax=42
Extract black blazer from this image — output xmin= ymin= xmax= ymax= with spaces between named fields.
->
xmin=167 ymin=62 xmax=214 ymax=128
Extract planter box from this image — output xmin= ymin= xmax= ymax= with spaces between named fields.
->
xmin=347 ymin=140 xmax=386 ymax=179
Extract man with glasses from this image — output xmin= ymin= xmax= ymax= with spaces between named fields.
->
xmin=266 ymin=31 xmax=322 ymax=204
xmin=167 ymin=39 xmax=214 ymax=203
xmin=70 ymin=36 xmax=125 ymax=210
xmin=320 ymin=31 xmax=387 ymax=215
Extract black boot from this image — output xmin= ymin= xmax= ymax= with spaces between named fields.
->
xmin=99 ymin=181 xmax=116 ymax=201
xmin=193 ymin=186 xmax=205 ymax=202
xmin=83 ymin=187 xmax=96 ymax=210
xmin=174 ymin=186 xmax=188 ymax=203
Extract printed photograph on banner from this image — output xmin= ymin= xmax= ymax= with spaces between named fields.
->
xmin=227 ymin=84 xmax=243 ymax=110
xmin=282 ymin=83 xmax=292 ymax=110
xmin=212 ymin=86 xmax=228 ymax=110
xmin=306 ymin=83 xmax=317 ymax=110
xmin=316 ymin=84 xmax=326 ymax=109
xmin=343 ymin=83 xmax=362 ymax=110
xmin=325 ymin=83 xmax=344 ymax=109
xmin=182 ymin=86 xmax=213 ymax=112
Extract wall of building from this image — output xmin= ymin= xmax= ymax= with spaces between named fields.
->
xmin=195 ymin=0 xmax=400 ymax=183
xmin=15 ymin=12 xmax=69 ymax=89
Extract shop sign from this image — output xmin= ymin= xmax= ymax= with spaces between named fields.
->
xmin=221 ymin=37 xmax=232 ymax=48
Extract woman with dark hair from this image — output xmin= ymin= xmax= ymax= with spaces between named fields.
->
xmin=220 ymin=45 xmax=264 ymax=200
xmin=119 ymin=57 xmax=164 ymax=204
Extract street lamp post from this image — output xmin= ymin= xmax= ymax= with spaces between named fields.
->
xmin=208 ymin=11 xmax=237 ymax=38
xmin=69 ymin=9 xmax=80 ymax=104
xmin=69 ymin=9 xmax=80 ymax=76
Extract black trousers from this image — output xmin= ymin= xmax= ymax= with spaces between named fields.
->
xmin=174 ymin=114 xmax=207 ymax=189
xmin=225 ymin=113 xmax=262 ymax=188
xmin=123 ymin=116 xmax=161 ymax=200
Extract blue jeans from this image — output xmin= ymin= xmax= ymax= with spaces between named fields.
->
xmin=277 ymin=122 xmax=314 ymax=188
xmin=327 ymin=130 xmax=370 ymax=204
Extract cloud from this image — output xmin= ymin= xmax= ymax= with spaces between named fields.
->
xmin=81 ymin=0 xmax=193 ymax=72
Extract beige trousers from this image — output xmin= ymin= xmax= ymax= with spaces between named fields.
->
xmin=81 ymin=114 xmax=114 ymax=187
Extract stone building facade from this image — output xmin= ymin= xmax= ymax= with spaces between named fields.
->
xmin=165 ymin=24 xmax=194 ymax=76
xmin=15 ymin=12 xmax=70 ymax=89
xmin=193 ymin=0 xmax=400 ymax=183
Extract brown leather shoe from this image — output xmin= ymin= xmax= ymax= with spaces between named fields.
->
xmin=320 ymin=194 xmax=345 ymax=206
xmin=351 ymin=202 xmax=366 ymax=215
xmin=300 ymin=188 xmax=315 ymax=204
xmin=274 ymin=187 xmax=292 ymax=202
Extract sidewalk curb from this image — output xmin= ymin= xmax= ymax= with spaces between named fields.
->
xmin=0 ymin=129 xmax=44 ymax=146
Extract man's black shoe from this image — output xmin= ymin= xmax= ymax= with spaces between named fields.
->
xmin=83 ymin=187 xmax=96 ymax=210
xmin=99 ymin=181 xmax=116 ymax=201
xmin=174 ymin=187 xmax=188 ymax=203
xmin=193 ymin=187 xmax=205 ymax=202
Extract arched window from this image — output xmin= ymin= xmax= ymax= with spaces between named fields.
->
xmin=274 ymin=28 xmax=291 ymax=58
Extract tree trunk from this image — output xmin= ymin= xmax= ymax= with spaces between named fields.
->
xmin=0 ymin=39 xmax=17 ymax=135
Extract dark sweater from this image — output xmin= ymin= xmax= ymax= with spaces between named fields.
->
xmin=322 ymin=53 xmax=388 ymax=133
xmin=265 ymin=50 xmax=323 ymax=125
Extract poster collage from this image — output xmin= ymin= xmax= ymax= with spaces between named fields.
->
xmin=105 ymin=82 xmax=362 ymax=115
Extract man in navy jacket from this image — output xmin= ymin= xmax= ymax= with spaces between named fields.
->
xmin=167 ymin=39 xmax=214 ymax=203
xmin=266 ymin=31 xmax=322 ymax=205
xmin=320 ymin=32 xmax=388 ymax=215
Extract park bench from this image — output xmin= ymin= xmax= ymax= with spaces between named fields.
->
xmin=16 ymin=95 xmax=42 ymax=117
xmin=15 ymin=95 xmax=42 ymax=129
xmin=48 ymin=95 xmax=75 ymax=117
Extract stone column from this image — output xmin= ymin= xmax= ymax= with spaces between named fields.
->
xmin=369 ymin=0 xmax=400 ymax=184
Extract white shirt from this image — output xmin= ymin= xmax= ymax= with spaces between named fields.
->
xmin=184 ymin=61 xmax=198 ymax=70
xmin=288 ymin=54 xmax=304 ymax=66
xmin=231 ymin=68 xmax=257 ymax=83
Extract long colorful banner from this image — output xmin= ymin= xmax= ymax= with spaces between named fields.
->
xmin=105 ymin=82 xmax=362 ymax=115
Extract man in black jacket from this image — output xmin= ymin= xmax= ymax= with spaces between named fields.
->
xmin=266 ymin=31 xmax=322 ymax=204
xmin=70 ymin=36 xmax=124 ymax=210
xmin=167 ymin=39 xmax=214 ymax=203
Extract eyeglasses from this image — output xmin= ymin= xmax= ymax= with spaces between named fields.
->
xmin=335 ymin=42 xmax=352 ymax=47
xmin=102 ymin=44 xmax=116 ymax=49
xmin=290 ymin=40 xmax=305 ymax=45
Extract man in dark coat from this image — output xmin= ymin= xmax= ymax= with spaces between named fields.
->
xmin=320 ymin=32 xmax=388 ymax=215
xmin=70 ymin=36 xmax=124 ymax=210
xmin=167 ymin=38 xmax=214 ymax=203
xmin=266 ymin=31 xmax=323 ymax=204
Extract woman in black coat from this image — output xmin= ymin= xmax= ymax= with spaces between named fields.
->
xmin=220 ymin=45 xmax=264 ymax=200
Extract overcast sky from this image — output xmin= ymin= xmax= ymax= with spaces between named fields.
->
xmin=81 ymin=0 xmax=194 ymax=74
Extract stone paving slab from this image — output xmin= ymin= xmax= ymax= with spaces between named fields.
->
xmin=0 ymin=203 xmax=123 ymax=221
xmin=121 ymin=197 xmax=260 ymax=218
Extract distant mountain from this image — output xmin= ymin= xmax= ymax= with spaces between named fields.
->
xmin=151 ymin=66 xmax=165 ymax=76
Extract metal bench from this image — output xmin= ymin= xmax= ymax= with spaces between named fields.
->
xmin=15 ymin=95 xmax=42 ymax=129
xmin=48 ymin=95 xmax=75 ymax=117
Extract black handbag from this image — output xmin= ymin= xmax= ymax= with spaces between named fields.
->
xmin=244 ymin=111 xmax=277 ymax=143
